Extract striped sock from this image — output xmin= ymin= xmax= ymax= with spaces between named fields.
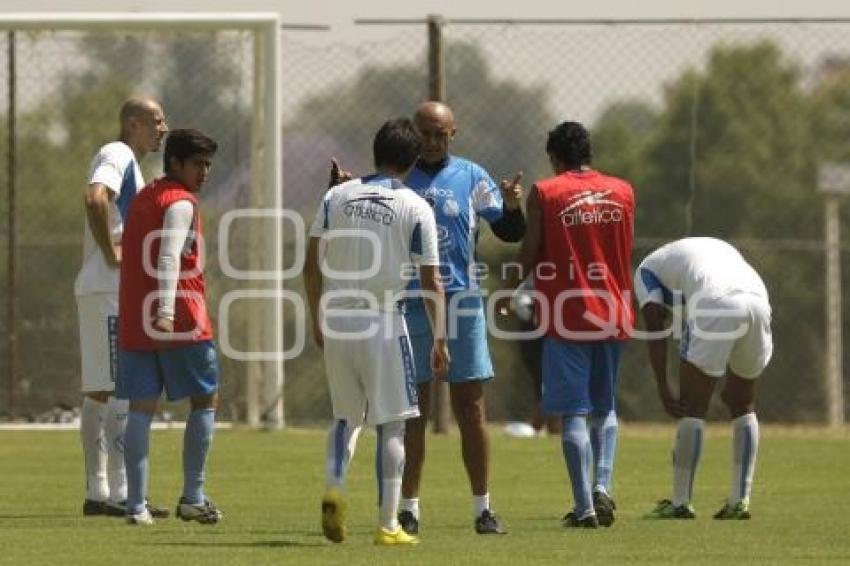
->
xmin=589 ymin=410 xmax=618 ymax=494
xmin=730 ymin=413 xmax=759 ymax=504
xmin=182 ymin=408 xmax=215 ymax=505
xmin=325 ymin=419 xmax=361 ymax=489
xmin=561 ymin=415 xmax=594 ymax=518
xmin=672 ymin=417 xmax=704 ymax=507
xmin=124 ymin=411 xmax=153 ymax=515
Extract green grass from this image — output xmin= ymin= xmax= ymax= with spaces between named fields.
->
xmin=0 ymin=425 xmax=849 ymax=565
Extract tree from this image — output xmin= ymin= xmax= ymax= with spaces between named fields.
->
xmin=592 ymin=100 xmax=659 ymax=194
xmin=643 ymin=41 xmax=817 ymax=239
xmin=593 ymin=41 xmax=828 ymax=421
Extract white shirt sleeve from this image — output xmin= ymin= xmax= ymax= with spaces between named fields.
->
xmin=156 ymin=200 xmax=195 ymax=320
xmin=634 ymin=260 xmax=666 ymax=307
xmin=411 ymin=199 xmax=440 ymax=266
xmin=89 ymin=146 xmax=130 ymax=195
xmin=471 ymin=167 xmax=503 ymax=222
xmin=308 ymin=189 xmax=334 ymax=238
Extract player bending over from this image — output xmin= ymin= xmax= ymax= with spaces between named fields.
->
xmin=637 ymin=237 xmax=773 ymax=520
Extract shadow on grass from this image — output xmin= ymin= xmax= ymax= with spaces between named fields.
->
xmin=142 ymin=539 xmax=325 ymax=549
xmin=0 ymin=514 xmax=78 ymax=520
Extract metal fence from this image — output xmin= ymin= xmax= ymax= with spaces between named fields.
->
xmin=280 ymin=18 xmax=850 ymax=425
xmin=2 ymin=18 xmax=849 ymax=424
xmin=0 ymin=28 xmax=260 ymax=421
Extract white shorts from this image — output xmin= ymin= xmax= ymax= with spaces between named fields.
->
xmin=322 ymin=309 xmax=420 ymax=425
xmin=682 ymin=292 xmax=773 ymax=379
xmin=76 ymin=293 xmax=119 ymax=393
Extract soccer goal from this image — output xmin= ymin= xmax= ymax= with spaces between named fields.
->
xmin=0 ymin=13 xmax=284 ymax=427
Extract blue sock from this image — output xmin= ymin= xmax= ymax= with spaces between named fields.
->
xmin=561 ymin=415 xmax=594 ymax=517
xmin=182 ymin=408 xmax=215 ymax=505
xmin=589 ymin=410 xmax=618 ymax=494
xmin=124 ymin=411 xmax=153 ymax=515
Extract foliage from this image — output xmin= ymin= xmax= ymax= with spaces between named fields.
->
xmin=593 ymin=40 xmax=843 ymax=421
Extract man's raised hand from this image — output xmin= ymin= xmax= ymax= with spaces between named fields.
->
xmin=499 ymin=171 xmax=524 ymax=211
xmin=328 ymin=157 xmax=353 ymax=188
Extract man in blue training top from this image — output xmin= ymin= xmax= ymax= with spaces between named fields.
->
xmin=398 ymin=101 xmax=525 ymax=535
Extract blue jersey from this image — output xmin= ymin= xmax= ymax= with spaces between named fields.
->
xmin=406 ymin=156 xmax=504 ymax=292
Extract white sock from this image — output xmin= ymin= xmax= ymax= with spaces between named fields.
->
xmin=730 ymin=412 xmax=759 ymax=505
xmin=325 ymin=419 xmax=361 ymax=489
xmin=399 ymin=497 xmax=420 ymax=520
xmin=105 ymin=397 xmax=129 ymax=503
xmin=377 ymin=421 xmax=405 ymax=531
xmin=80 ymin=397 xmax=108 ymax=501
xmin=672 ymin=417 xmax=704 ymax=507
xmin=473 ymin=493 xmax=490 ymax=518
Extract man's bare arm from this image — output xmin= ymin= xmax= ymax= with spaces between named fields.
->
xmin=506 ymin=184 xmax=543 ymax=290
xmin=304 ymin=236 xmax=324 ymax=348
xmin=84 ymin=183 xmax=120 ymax=266
xmin=419 ymin=264 xmax=449 ymax=377
xmin=642 ymin=302 xmax=684 ymax=418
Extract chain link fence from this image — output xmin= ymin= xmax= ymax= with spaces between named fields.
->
xmin=0 ymin=28 xmax=259 ymax=421
xmin=280 ymin=19 xmax=850 ymax=425
xmin=442 ymin=21 xmax=847 ymax=423
xmin=2 ymin=19 xmax=849 ymax=423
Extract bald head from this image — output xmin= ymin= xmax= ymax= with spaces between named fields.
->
xmin=414 ymin=101 xmax=457 ymax=164
xmin=414 ymin=101 xmax=455 ymax=126
xmin=120 ymin=97 xmax=162 ymax=127
xmin=119 ymin=96 xmax=167 ymax=158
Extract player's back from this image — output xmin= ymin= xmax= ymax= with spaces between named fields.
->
xmin=319 ymin=175 xmax=431 ymax=310
xmin=534 ymin=169 xmax=635 ymax=340
xmin=639 ymin=237 xmax=768 ymax=301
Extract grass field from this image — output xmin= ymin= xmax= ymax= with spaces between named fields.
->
xmin=0 ymin=424 xmax=848 ymax=565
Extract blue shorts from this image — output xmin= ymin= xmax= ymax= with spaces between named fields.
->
xmin=117 ymin=341 xmax=219 ymax=401
xmin=405 ymin=293 xmax=494 ymax=385
xmin=542 ymin=338 xmax=624 ymax=416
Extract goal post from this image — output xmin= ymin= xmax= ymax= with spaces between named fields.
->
xmin=0 ymin=13 xmax=284 ymax=427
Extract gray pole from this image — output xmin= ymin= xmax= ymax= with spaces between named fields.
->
xmin=6 ymin=31 xmax=16 ymax=416
xmin=427 ymin=14 xmax=451 ymax=435
xmin=824 ymin=195 xmax=844 ymax=426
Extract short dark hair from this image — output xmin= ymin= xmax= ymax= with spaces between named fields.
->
xmin=546 ymin=121 xmax=592 ymax=168
xmin=164 ymin=128 xmax=218 ymax=172
xmin=373 ymin=118 xmax=422 ymax=171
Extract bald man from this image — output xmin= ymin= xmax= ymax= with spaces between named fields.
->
xmin=398 ymin=101 xmax=525 ymax=535
xmin=74 ymin=97 xmax=169 ymax=518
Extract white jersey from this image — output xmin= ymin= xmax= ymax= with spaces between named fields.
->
xmin=74 ymin=141 xmax=144 ymax=296
xmin=635 ymin=237 xmax=769 ymax=307
xmin=309 ymin=174 xmax=439 ymax=311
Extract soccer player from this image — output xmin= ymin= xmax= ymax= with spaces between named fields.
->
xmin=117 ymin=128 xmax=221 ymax=526
xmin=501 ymin=121 xmax=635 ymax=528
xmin=396 ymin=101 xmax=524 ymax=536
xmin=74 ymin=97 xmax=168 ymax=517
xmin=636 ymin=237 xmax=772 ymax=520
xmin=305 ymin=118 xmax=449 ymax=545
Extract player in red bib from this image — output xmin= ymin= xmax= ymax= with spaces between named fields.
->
xmin=502 ymin=121 xmax=634 ymax=528
xmin=117 ymin=128 xmax=221 ymax=526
